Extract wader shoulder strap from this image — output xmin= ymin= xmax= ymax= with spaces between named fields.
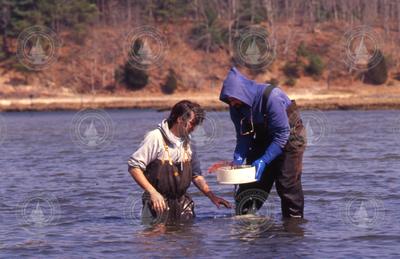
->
xmin=158 ymin=128 xmax=172 ymax=165
xmin=158 ymin=128 xmax=170 ymax=145
xmin=157 ymin=128 xmax=190 ymax=166
xmin=262 ymin=85 xmax=276 ymax=115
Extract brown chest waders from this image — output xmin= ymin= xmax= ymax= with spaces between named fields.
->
xmin=142 ymin=130 xmax=195 ymax=225
xmin=235 ymin=85 xmax=307 ymax=218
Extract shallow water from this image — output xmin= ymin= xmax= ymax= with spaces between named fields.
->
xmin=0 ymin=109 xmax=399 ymax=258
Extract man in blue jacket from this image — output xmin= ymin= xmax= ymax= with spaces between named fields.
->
xmin=219 ymin=67 xmax=307 ymax=218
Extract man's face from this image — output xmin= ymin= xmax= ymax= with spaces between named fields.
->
xmin=227 ymin=97 xmax=243 ymax=108
xmin=177 ymin=111 xmax=196 ymax=137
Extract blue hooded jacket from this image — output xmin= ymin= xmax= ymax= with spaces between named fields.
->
xmin=220 ymin=67 xmax=292 ymax=165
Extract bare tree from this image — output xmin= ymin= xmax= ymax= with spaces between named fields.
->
xmin=227 ymin=0 xmax=237 ymax=56
xmin=0 ymin=1 xmax=11 ymax=58
xmin=332 ymin=0 xmax=339 ymax=22
xmin=383 ymin=0 xmax=390 ymax=36
xmin=306 ymin=0 xmax=317 ymax=31
xmin=126 ymin=0 xmax=132 ymax=23
xmin=397 ymin=0 xmax=400 ymax=37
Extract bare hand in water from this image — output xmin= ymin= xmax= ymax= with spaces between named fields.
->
xmin=207 ymin=192 xmax=232 ymax=208
xmin=207 ymin=160 xmax=231 ymax=173
xmin=150 ymin=190 xmax=166 ymax=215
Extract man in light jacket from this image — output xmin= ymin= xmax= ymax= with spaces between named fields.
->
xmin=128 ymin=100 xmax=230 ymax=224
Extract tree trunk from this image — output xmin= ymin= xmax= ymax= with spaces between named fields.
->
xmin=264 ymin=0 xmax=274 ymax=28
xmin=397 ymin=0 xmax=400 ymax=39
xmin=126 ymin=0 xmax=131 ymax=23
xmin=283 ymin=29 xmax=296 ymax=59
xmin=250 ymin=0 xmax=255 ymax=25
xmin=333 ymin=0 xmax=338 ymax=22
xmin=1 ymin=3 xmax=10 ymax=57
xmin=383 ymin=0 xmax=390 ymax=37
xmin=228 ymin=0 xmax=233 ymax=56
xmin=194 ymin=0 xmax=199 ymax=21
xmin=148 ymin=0 xmax=154 ymax=22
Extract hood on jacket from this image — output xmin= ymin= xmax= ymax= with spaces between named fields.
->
xmin=219 ymin=67 xmax=264 ymax=107
xmin=157 ymin=119 xmax=185 ymax=147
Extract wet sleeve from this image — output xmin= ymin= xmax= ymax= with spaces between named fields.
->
xmin=261 ymin=94 xmax=290 ymax=164
xmin=190 ymin=144 xmax=202 ymax=177
xmin=128 ymin=131 xmax=161 ymax=171
xmin=230 ymin=107 xmax=252 ymax=160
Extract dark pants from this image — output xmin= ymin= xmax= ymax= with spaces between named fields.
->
xmin=236 ymin=101 xmax=306 ymax=218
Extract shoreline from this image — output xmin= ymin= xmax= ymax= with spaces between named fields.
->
xmin=1 ymin=93 xmax=400 ymax=112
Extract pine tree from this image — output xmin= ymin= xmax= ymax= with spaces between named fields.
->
xmin=365 ymin=50 xmax=388 ymax=85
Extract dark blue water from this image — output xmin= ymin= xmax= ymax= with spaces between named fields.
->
xmin=0 ymin=110 xmax=399 ymax=258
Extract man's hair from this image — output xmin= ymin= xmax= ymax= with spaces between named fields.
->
xmin=167 ymin=100 xmax=205 ymax=128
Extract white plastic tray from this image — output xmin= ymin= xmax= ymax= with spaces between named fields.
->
xmin=216 ymin=165 xmax=257 ymax=184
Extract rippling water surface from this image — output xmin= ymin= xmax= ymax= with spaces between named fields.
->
xmin=0 ymin=110 xmax=399 ymax=258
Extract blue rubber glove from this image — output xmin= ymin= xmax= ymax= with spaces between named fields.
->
xmin=252 ymin=158 xmax=267 ymax=181
xmin=232 ymin=152 xmax=245 ymax=165
xmin=251 ymin=143 xmax=283 ymax=181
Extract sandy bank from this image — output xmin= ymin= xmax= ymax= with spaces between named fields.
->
xmin=1 ymin=91 xmax=400 ymax=112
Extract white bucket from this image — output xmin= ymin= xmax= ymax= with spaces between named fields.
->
xmin=216 ymin=165 xmax=257 ymax=184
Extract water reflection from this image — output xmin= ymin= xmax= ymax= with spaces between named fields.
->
xmin=136 ymin=222 xmax=209 ymax=258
